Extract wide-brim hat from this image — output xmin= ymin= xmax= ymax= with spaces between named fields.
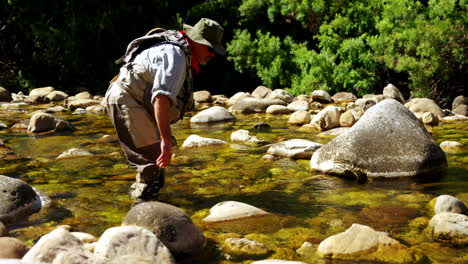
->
xmin=183 ymin=18 xmax=227 ymax=56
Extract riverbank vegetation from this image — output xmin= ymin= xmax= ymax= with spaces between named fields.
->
xmin=1 ymin=0 xmax=466 ymax=107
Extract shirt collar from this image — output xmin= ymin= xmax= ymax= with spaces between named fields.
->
xmin=181 ymin=30 xmax=200 ymax=74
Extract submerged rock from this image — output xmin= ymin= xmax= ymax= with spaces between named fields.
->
xmin=310 ymin=99 xmax=447 ymax=180
xmin=428 ymin=212 xmax=468 ymax=244
xmin=203 ymin=201 xmax=270 ymax=222
xmin=267 ymin=139 xmax=323 ymax=159
xmin=122 ymin=201 xmax=205 ymax=255
xmin=56 ymin=148 xmax=94 ymax=160
xmin=317 ymin=224 xmax=416 ymax=263
xmin=181 ymin=135 xmax=228 ymax=148
xmin=440 ymin=141 xmax=464 ymax=151
xmin=231 ymin=129 xmax=265 ymax=145
xmin=94 ymin=226 xmax=174 ymax=264
xmin=222 ymin=237 xmax=268 ymax=259
xmin=190 ymin=106 xmax=235 ymax=123
xmin=27 ymin=112 xmax=75 ymax=133
xmin=0 ymin=175 xmax=39 ymax=224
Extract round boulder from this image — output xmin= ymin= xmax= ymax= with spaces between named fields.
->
xmin=434 ymin=195 xmax=468 ymax=215
xmin=288 ymin=110 xmax=311 ymax=126
xmin=267 ymin=89 xmax=294 ymax=103
xmin=453 ymin=104 xmax=468 ymax=116
xmin=310 ymin=99 xmax=447 ymax=180
xmin=122 ymin=201 xmax=205 ymax=255
xmin=405 ymin=98 xmax=444 ymax=117
xmin=452 ymin=95 xmax=467 ymax=110
xmin=193 ymin=90 xmax=212 ymax=103
xmin=331 ymin=92 xmax=357 ymax=103
xmin=311 ymin=105 xmax=341 ymax=131
xmin=27 ymin=112 xmax=75 ymax=133
xmin=0 ymin=237 xmax=30 ymax=258
xmin=311 ymin=90 xmax=331 ymax=104
xmin=0 ymin=87 xmax=12 ymax=102
xmin=230 ymin=97 xmax=286 ymax=113
xmin=0 ymin=175 xmax=39 ymax=224
xmin=429 ymin=212 xmax=468 ymax=244
xmin=251 ymin=86 xmax=272 ymax=99
xmin=266 ymin=105 xmax=292 ymax=115
xmin=181 ymin=135 xmax=228 ymax=148
xmin=383 ymin=83 xmax=405 ymax=103
xmin=190 ymin=106 xmax=236 ymax=123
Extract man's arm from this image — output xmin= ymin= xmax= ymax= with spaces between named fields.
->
xmin=154 ymin=94 xmax=172 ymax=168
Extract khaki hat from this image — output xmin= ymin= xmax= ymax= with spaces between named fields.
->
xmin=183 ymin=18 xmax=226 ymax=55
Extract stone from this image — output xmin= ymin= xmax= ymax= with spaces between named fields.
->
xmin=85 ymin=105 xmax=106 ymax=112
xmin=253 ymin=122 xmax=271 ymax=130
xmin=331 ymin=92 xmax=357 ymax=103
xmin=383 ymin=83 xmax=405 ymax=103
xmin=71 ymin=232 xmax=97 ymax=244
xmin=421 ymin=112 xmax=439 ymax=126
xmin=453 ymin=104 xmax=468 ymax=116
xmin=296 ymin=241 xmax=314 ymax=256
xmin=203 ymin=201 xmax=270 ymax=222
xmin=1 ymin=102 xmax=28 ymax=111
xmin=251 ymin=260 xmax=307 ymax=264
xmin=52 ymin=250 xmax=106 ymax=264
xmin=66 ymin=98 xmax=101 ymax=111
xmin=44 ymin=106 xmax=68 ymax=113
xmin=440 ymin=141 xmax=463 ymax=151
xmin=318 ymin=127 xmax=351 ymax=137
xmin=223 ymin=238 xmax=268 ymax=258
xmin=75 ymin=91 xmax=93 ymax=99
xmin=339 ymin=108 xmax=364 ymax=127
xmin=310 ymin=99 xmax=447 ymax=180
xmin=27 ymin=113 xmax=74 ymax=133
xmin=181 ymin=135 xmax=228 ymax=148
xmin=267 ymin=139 xmax=323 ymax=159
xmin=0 ymin=121 xmax=7 ymax=130
xmin=0 ymin=87 xmax=12 ymax=102
xmin=429 ymin=212 xmax=468 ymax=244
xmin=228 ymin=92 xmax=251 ymax=105
xmin=288 ymin=110 xmax=311 ymax=125
xmin=317 ymin=224 xmax=415 ymax=263
xmin=11 ymin=119 xmax=30 ymax=130
xmin=405 ymin=98 xmax=444 ymax=116
xmin=212 ymin=94 xmax=228 ymax=105
xmin=311 ymin=90 xmax=331 ymax=103
xmin=29 ymin=86 xmax=55 ymax=102
xmin=122 ymin=201 xmax=205 ymax=255
xmin=0 ymin=175 xmax=39 ymax=224
xmin=252 ymin=86 xmax=272 ymax=99
xmin=45 ymin=91 xmax=68 ymax=102
xmin=230 ymin=97 xmax=286 ymax=113
xmin=266 ymin=105 xmax=292 ymax=115
xmin=443 ymin=115 xmax=468 ymax=121
xmin=56 ymin=148 xmax=94 ymax=160
xmin=0 ymin=237 xmax=30 ymax=259
xmin=231 ymin=130 xmax=265 ymax=145
xmin=311 ymin=105 xmax=341 ymax=131
xmin=452 ymin=95 xmax=467 ymax=110
xmin=94 ymin=226 xmax=174 ymax=264
xmin=22 ymin=228 xmax=92 ymax=263
xmin=0 ymin=221 xmax=8 ymax=236
xmin=190 ymin=106 xmax=236 ymax=123
xmin=434 ymin=195 xmax=468 ymax=215
xmin=193 ymin=90 xmax=212 ymax=103
xmin=267 ymin=89 xmax=294 ymax=103
xmin=287 ymin=100 xmax=310 ymax=112
xmin=294 ymin=94 xmax=312 ymax=102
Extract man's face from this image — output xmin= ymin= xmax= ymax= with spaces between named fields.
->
xmin=193 ymin=42 xmax=216 ymax=65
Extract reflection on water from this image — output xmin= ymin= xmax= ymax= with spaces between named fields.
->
xmin=0 ymin=104 xmax=467 ymax=263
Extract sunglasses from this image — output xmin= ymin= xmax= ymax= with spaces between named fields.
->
xmin=208 ymin=46 xmax=215 ymax=54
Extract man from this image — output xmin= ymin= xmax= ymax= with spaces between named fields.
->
xmin=105 ymin=18 xmax=226 ymax=203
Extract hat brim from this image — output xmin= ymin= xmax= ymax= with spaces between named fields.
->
xmin=183 ymin=24 xmax=227 ymax=56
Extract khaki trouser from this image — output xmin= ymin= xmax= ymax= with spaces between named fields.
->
xmin=105 ymin=82 xmax=164 ymax=200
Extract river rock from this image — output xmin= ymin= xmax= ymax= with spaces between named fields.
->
xmin=27 ymin=113 xmax=75 ymax=133
xmin=228 ymin=92 xmax=251 ymax=105
xmin=122 ymin=201 xmax=205 ymax=255
xmin=267 ymin=89 xmax=294 ymax=103
xmin=203 ymin=201 xmax=270 ymax=222
xmin=0 ymin=237 xmax=30 ymax=258
xmin=0 ymin=260 xmax=44 ymax=264
xmin=443 ymin=115 xmax=468 ymax=121
xmin=383 ymin=84 xmax=405 ymax=103
xmin=66 ymin=98 xmax=101 ymax=111
xmin=45 ymin=106 xmax=68 ymax=113
xmin=29 ymin=86 xmax=55 ymax=103
xmin=339 ymin=108 xmax=364 ymax=127
xmin=193 ymin=90 xmax=212 ymax=103
xmin=0 ymin=175 xmax=39 ymax=224
xmin=11 ymin=119 xmax=29 ymax=130
xmin=56 ymin=148 xmax=94 ymax=160
xmin=71 ymin=232 xmax=97 ymax=244
xmin=266 ymin=105 xmax=292 ymax=114
xmin=317 ymin=224 xmax=414 ymax=263
xmin=1 ymin=102 xmax=29 ymax=111
xmin=453 ymin=104 xmax=468 ymax=116
xmin=267 ymin=139 xmax=323 ymax=159
xmin=94 ymin=226 xmax=174 ymax=264
xmin=22 ymin=228 xmax=93 ymax=263
xmin=428 ymin=212 xmax=468 ymax=244
xmin=0 ymin=87 xmax=12 ymax=102
xmin=0 ymin=121 xmax=7 ymax=130
xmin=311 ymin=90 xmax=331 ymax=103
xmin=288 ymin=110 xmax=311 ymax=125
xmin=190 ymin=106 xmax=236 ymax=123
xmin=86 ymin=105 xmax=106 ymax=112
xmin=52 ymin=250 xmax=106 ymax=264
xmin=45 ymin=91 xmax=68 ymax=102
xmin=251 ymin=260 xmax=307 ymax=264
xmin=311 ymin=105 xmax=341 ymax=131
xmin=331 ymin=92 xmax=357 ymax=103
xmin=405 ymin=98 xmax=444 ymax=117
xmin=231 ymin=130 xmax=265 ymax=145
xmin=212 ymin=94 xmax=228 ymax=105
xmin=421 ymin=112 xmax=439 ymax=126
xmin=452 ymin=95 xmax=467 ymax=110
xmin=434 ymin=195 xmax=468 ymax=215
xmin=222 ymin=238 xmax=268 ymax=259
xmin=0 ymin=221 xmax=8 ymax=236
xmin=440 ymin=141 xmax=463 ymax=150
xmin=287 ymin=100 xmax=310 ymax=112
xmin=230 ymin=97 xmax=286 ymax=113
xmin=310 ymin=99 xmax=447 ymax=180
xmin=74 ymin=91 xmax=93 ymax=100
xmin=252 ymin=86 xmax=272 ymax=99
xmin=181 ymin=135 xmax=228 ymax=148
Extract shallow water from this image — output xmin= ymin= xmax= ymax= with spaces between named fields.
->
xmin=0 ymin=102 xmax=467 ymax=263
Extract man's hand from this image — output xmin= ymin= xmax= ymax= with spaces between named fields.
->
xmin=154 ymin=94 xmax=172 ymax=168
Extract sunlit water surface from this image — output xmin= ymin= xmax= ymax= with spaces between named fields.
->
xmin=0 ymin=102 xmax=467 ymax=264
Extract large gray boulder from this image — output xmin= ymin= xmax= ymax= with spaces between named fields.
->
xmin=310 ymin=99 xmax=447 ymax=180
xmin=0 ymin=175 xmax=39 ymax=224
xmin=190 ymin=106 xmax=236 ymax=123
xmin=122 ymin=201 xmax=205 ymax=255
xmin=94 ymin=226 xmax=175 ymax=264
xmin=0 ymin=87 xmax=12 ymax=102
xmin=230 ymin=97 xmax=286 ymax=113
xmin=27 ymin=113 xmax=74 ymax=133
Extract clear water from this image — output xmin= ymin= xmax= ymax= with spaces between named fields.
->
xmin=0 ymin=102 xmax=467 ymax=263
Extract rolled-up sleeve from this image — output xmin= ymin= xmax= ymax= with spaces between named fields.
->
xmin=145 ymin=44 xmax=187 ymax=106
